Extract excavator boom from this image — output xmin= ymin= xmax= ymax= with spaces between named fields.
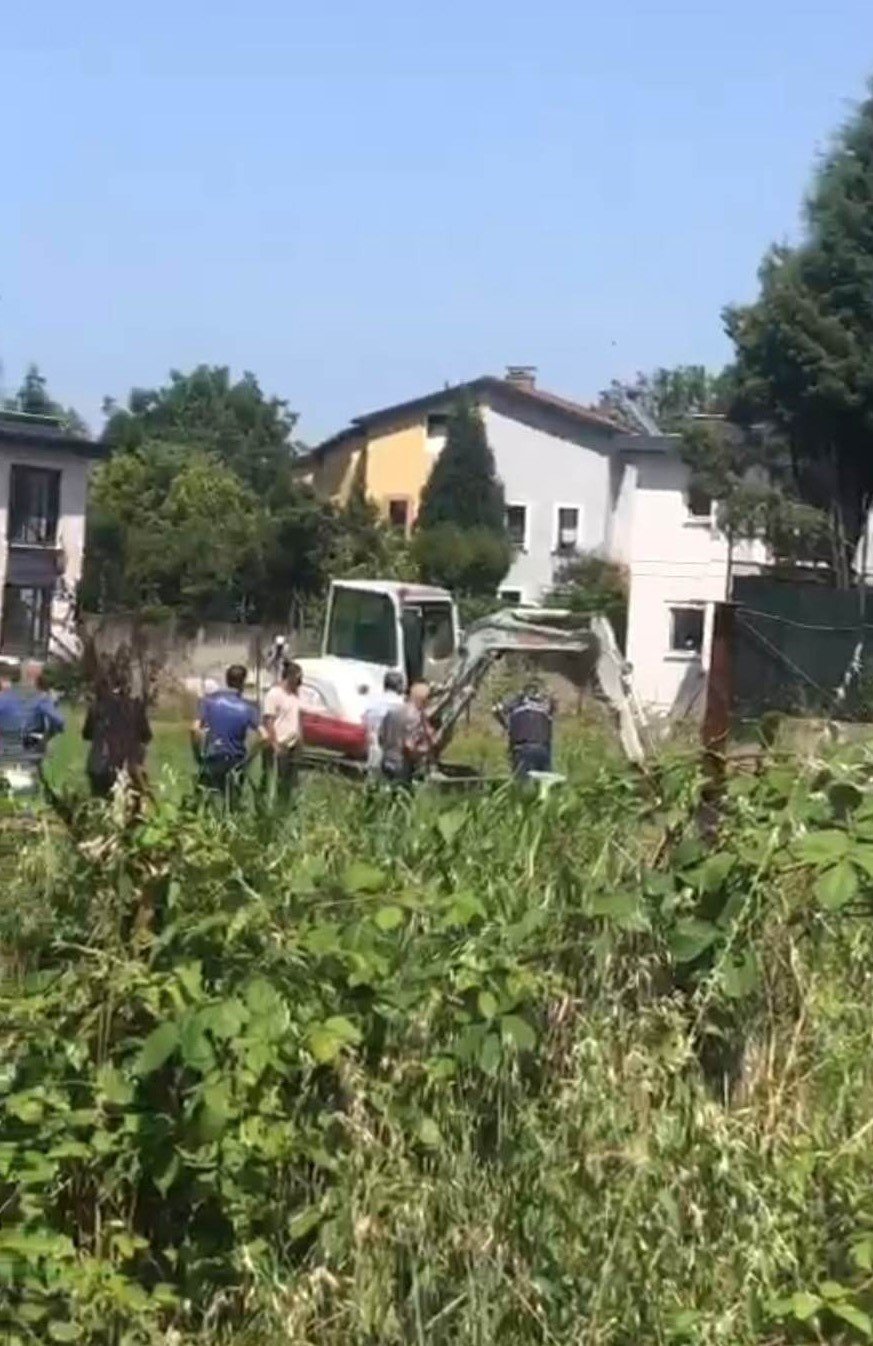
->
xmin=427 ymin=607 xmax=649 ymax=763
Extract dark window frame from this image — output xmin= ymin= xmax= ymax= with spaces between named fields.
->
xmin=669 ymin=605 xmax=705 ymax=654
xmin=505 ymin=503 xmax=527 ymax=551
xmin=1 ymin=584 xmax=53 ymax=658
xmin=8 ymin=464 xmax=61 ymax=546
xmin=686 ymin=484 xmax=713 ymax=520
xmin=387 ymin=498 xmax=410 ymax=534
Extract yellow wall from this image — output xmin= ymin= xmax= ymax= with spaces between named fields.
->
xmin=364 ymin=418 xmax=430 ymax=522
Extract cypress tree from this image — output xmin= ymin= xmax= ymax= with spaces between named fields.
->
xmin=417 ymin=398 xmax=505 ymax=533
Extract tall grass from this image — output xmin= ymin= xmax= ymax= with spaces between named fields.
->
xmin=3 ymin=737 xmax=873 ymax=1342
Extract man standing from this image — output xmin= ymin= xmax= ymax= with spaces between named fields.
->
xmin=261 ymin=659 xmax=303 ymax=804
xmin=362 ymin=671 xmax=405 ymax=777
xmin=0 ymin=662 xmax=64 ymax=780
xmin=493 ymin=680 xmax=556 ymax=779
xmin=192 ymin=664 xmax=260 ymax=807
xmin=379 ymin=680 xmax=433 ymax=786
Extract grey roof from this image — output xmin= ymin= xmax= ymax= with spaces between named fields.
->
xmin=0 ymin=413 xmax=105 ymax=459
xmin=307 ymin=374 xmax=625 ymax=462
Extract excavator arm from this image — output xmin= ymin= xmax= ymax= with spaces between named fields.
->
xmin=426 ymin=607 xmax=649 ymax=763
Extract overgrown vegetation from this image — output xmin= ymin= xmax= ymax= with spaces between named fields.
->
xmin=6 ymin=739 xmax=873 ymax=1342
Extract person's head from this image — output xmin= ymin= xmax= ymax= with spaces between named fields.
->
xmin=524 ymin=678 xmax=544 ymax=700
xmin=22 ymin=660 xmax=42 ymax=689
xmin=282 ymin=659 xmax=303 ymax=692
xmin=409 ymin=680 xmax=430 ymax=710
xmin=226 ymin=664 xmax=248 ymax=694
xmin=384 ymin=670 xmax=404 ymax=695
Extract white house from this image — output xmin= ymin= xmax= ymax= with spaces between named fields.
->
xmin=0 ymin=411 xmax=104 ymax=663
xmin=610 ymin=432 xmax=767 ymax=713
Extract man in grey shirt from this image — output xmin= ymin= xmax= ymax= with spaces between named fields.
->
xmin=379 ymin=681 xmax=432 ymax=784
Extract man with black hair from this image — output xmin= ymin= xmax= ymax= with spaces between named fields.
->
xmin=261 ymin=659 xmax=303 ymax=804
xmin=192 ymin=664 xmax=260 ymax=807
xmin=493 ymin=680 xmax=556 ymax=779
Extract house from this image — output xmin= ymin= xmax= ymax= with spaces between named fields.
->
xmin=303 ymin=367 xmax=624 ymax=605
xmin=611 ymin=431 xmax=766 ymax=712
xmin=0 ymin=410 xmax=105 ymax=662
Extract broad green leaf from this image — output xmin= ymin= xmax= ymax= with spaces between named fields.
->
xmin=831 ymin=1301 xmax=873 ymax=1337
xmin=179 ymin=1013 xmax=216 ymax=1073
xmin=791 ymin=1291 xmax=821 ymax=1321
xmin=437 ymin=809 xmax=465 ymax=844
xmin=477 ymin=990 xmax=498 ymax=1020
xmin=195 ymin=1082 xmax=231 ymax=1144
xmin=4 ymin=1093 xmax=45 ymax=1124
xmin=588 ymin=891 xmax=649 ymax=930
xmin=501 ymin=1014 xmax=536 ymax=1052
xmin=695 ymin=851 xmax=736 ymax=893
xmin=289 ymin=1206 xmax=323 ymax=1241
xmin=668 ymin=919 xmax=719 ymax=964
xmin=17 ymin=1303 xmax=47 ymax=1324
xmin=479 ymin=1033 xmax=501 ymax=1076
xmin=820 ymin=1281 xmax=847 ymax=1300
xmin=418 ymin=1118 xmax=441 ymax=1147
xmin=851 ymin=1238 xmax=873 ymax=1271
xmin=815 ymin=859 xmax=858 ymax=910
xmin=307 ymin=1016 xmax=360 ymax=1063
xmin=374 ymin=905 xmax=405 ymax=931
xmin=850 ymin=844 xmax=873 ymax=880
xmin=48 ymin=1324 xmax=81 ymax=1343
xmin=443 ymin=893 xmax=486 ymax=927
xmin=95 ymin=1066 xmax=134 ymax=1107
xmin=202 ymin=998 xmax=247 ymax=1041
xmin=796 ymin=829 xmax=850 ymax=866
xmin=133 ymin=1021 xmax=178 ymax=1076
xmin=244 ymin=978 xmax=282 ymax=1017
xmin=341 ymin=861 xmax=386 ymax=894
xmin=175 ymin=960 xmax=203 ymax=1001
xmin=722 ymin=950 xmax=760 ymax=1000
xmin=154 ymin=1152 xmax=180 ymax=1197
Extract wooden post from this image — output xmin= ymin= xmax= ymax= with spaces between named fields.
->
xmin=701 ymin=601 xmax=735 ymax=803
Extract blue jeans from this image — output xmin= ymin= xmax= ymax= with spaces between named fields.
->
xmin=511 ymin=743 xmax=552 ymax=779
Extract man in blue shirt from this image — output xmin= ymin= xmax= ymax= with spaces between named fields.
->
xmin=493 ymin=680 xmax=556 ymax=780
xmin=192 ymin=664 xmax=260 ymax=807
xmin=0 ymin=662 xmax=65 ymax=782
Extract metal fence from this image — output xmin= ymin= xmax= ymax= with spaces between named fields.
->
xmin=731 ymin=576 xmax=873 ymax=722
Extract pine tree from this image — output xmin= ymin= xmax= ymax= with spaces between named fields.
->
xmin=417 ymin=398 xmax=505 ymax=533
xmin=727 ymin=85 xmax=873 ymax=577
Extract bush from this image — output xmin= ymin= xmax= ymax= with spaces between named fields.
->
xmin=413 ymin=523 xmax=511 ymax=596
xmin=7 ymin=747 xmax=873 ymax=1341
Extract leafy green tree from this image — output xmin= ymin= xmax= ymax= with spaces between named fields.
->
xmin=4 ymin=362 xmax=88 ymax=435
xmin=412 ymin=523 xmax=510 ymax=597
xmin=82 ymin=443 xmax=263 ymax=622
xmin=725 ymin=86 xmax=873 ymax=581
xmin=417 ymin=399 xmax=505 ymax=532
xmin=599 ymin=365 xmax=729 ymax=432
xmin=97 ymin=365 xmax=339 ymax=621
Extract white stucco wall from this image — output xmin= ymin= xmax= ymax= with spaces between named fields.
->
xmin=0 ymin=445 xmax=90 ymax=658
xmin=481 ymin=402 xmax=615 ymax=603
xmin=623 ymin=449 xmax=765 ymax=711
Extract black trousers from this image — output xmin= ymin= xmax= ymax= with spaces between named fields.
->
xmin=510 ymin=743 xmax=552 ymax=779
xmin=198 ymin=757 xmax=246 ymax=809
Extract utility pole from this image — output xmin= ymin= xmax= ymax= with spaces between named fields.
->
xmin=701 ymin=602 xmax=735 ymax=820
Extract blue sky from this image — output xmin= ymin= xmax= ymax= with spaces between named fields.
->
xmin=2 ymin=1 xmax=871 ymax=443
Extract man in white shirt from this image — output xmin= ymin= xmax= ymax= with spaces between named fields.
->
xmin=261 ymin=660 xmax=303 ymax=804
xmin=362 ymin=671 xmax=404 ymax=777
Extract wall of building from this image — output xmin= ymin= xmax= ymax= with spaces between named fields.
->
xmin=0 ymin=445 xmax=90 ymax=658
xmin=364 ymin=419 xmax=432 ymax=525
xmin=623 ymin=450 xmax=765 ymax=710
xmin=482 ymin=403 xmax=614 ymax=603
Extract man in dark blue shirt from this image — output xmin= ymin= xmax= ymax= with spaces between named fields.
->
xmin=0 ymin=664 xmax=64 ymax=766
xmin=493 ymin=680 xmax=556 ymax=779
xmin=192 ymin=664 xmax=260 ymax=806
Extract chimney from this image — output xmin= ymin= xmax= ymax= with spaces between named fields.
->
xmin=505 ymin=365 xmax=537 ymax=392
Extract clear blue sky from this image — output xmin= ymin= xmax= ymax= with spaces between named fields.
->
xmin=2 ymin=1 xmax=871 ymax=443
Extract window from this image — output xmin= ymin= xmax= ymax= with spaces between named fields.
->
xmin=9 ymin=466 xmax=61 ymax=546
xmin=669 ymin=605 xmax=704 ymax=655
xmin=555 ymin=505 xmax=581 ymax=554
xmin=325 ymin=587 xmax=397 ymax=666
xmin=506 ymin=504 xmax=528 ymax=551
xmin=499 ymin=589 xmax=523 ymax=606
xmin=426 ymin=413 xmax=448 ymax=439
xmin=1 ymin=585 xmax=53 ymax=658
xmin=388 ymin=498 xmax=410 ymax=533
xmin=687 ymin=484 xmax=713 ymax=520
